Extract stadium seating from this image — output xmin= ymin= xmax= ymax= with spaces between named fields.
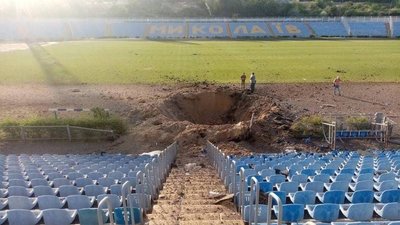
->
xmin=348 ymin=22 xmax=387 ymax=37
xmin=0 ymin=142 xmax=177 ymax=225
xmin=229 ymin=22 xmax=273 ymax=38
xmin=268 ymin=22 xmax=311 ymax=37
xmin=206 ymin=141 xmax=400 ymax=224
xmin=0 ymin=18 xmax=397 ymax=40
xmin=308 ymin=21 xmax=348 ymax=37
xmin=188 ymin=22 xmax=229 ymax=38
xmin=394 ymin=22 xmax=400 ymax=37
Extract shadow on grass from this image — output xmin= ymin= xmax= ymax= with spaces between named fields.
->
xmin=28 ymin=43 xmax=80 ymax=85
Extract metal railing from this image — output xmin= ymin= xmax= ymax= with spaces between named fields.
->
xmin=97 ymin=196 xmax=116 ymax=225
xmin=0 ymin=125 xmax=115 ymax=141
xmin=117 ymin=142 xmax=178 ymax=225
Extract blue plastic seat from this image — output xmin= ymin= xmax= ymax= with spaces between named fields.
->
xmin=66 ymin=195 xmax=95 ymax=209
xmin=374 ymin=180 xmax=398 ymax=192
xmin=31 ymin=178 xmax=51 ymax=187
xmin=98 ymin=177 xmax=118 ymax=188
xmin=300 ymin=181 xmax=324 ymax=192
xmin=346 ymin=190 xmax=374 ymax=203
xmin=42 ymin=208 xmax=77 ymax=225
xmin=289 ymin=174 xmax=308 ymax=183
xmin=110 ymin=184 xmax=123 ymax=196
xmin=311 ymin=174 xmax=331 ymax=183
xmin=78 ymin=208 xmax=108 ymax=225
xmin=301 ymin=169 xmax=316 ymax=177
xmin=289 ymin=190 xmax=316 ymax=205
xmin=53 ymin=178 xmax=73 ymax=188
xmin=0 ymin=198 xmax=7 ymax=210
xmin=266 ymin=174 xmax=286 ymax=185
xmin=8 ymin=179 xmax=30 ymax=188
xmin=67 ymin=172 xmax=84 ymax=180
xmin=320 ymin=169 xmax=336 ymax=176
xmin=108 ymin=171 xmax=125 ymax=180
xmin=375 ymin=202 xmax=400 ymax=220
xmin=259 ymin=182 xmax=273 ymax=193
xmin=87 ymin=171 xmax=104 ymax=180
xmin=353 ymin=173 xmax=374 ymax=182
xmin=8 ymin=186 xmax=33 ymax=197
xmin=317 ymin=190 xmax=345 ymax=204
xmin=120 ymin=177 xmax=137 ymax=187
xmin=258 ymin=169 xmax=276 ymax=177
xmin=47 ymin=172 xmax=64 ymax=181
xmin=332 ymin=173 xmax=353 ymax=182
xmin=273 ymin=204 xmax=304 ymax=222
xmin=375 ymin=172 xmax=397 ymax=182
xmin=340 ymin=168 xmax=355 ymax=175
xmin=246 ymin=175 xmax=264 ymax=186
xmin=75 ymin=178 xmax=95 ymax=187
xmin=84 ymin=184 xmax=108 ymax=196
xmin=114 ymin=207 xmax=142 ymax=225
xmin=7 ymin=209 xmax=42 ymax=225
xmin=33 ymin=185 xmax=58 ymax=196
xmin=8 ymin=196 xmax=37 ymax=209
xmin=375 ymin=189 xmax=400 ymax=203
xmin=349 ymin=180 xmax=374 ymax=191
xmin=325 ymin=181 xmax=349 ymax=192
xmin=307 ymin=203 xmax=340 ymax=222
xmin=340 ymin=203 xmax=374 ymax=221
xmin=269 ymin=191 xmax=286 ymax=205
xmin=277 ymin=181 xmax=299 ymax=193
xmin=97 ymin=194 xmax=122 ymax=209
xmin=38 ymin=195 xmax=66 ymax=209
xmin=59 ymin=185 xmax=83 ymax=197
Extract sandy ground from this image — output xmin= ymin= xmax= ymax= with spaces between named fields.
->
xmin=0 ymin=83 xmax=399 ymax=155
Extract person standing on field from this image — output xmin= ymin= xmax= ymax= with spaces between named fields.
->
xmin=333 ymin=76 xmax=342 ymax=96
xmin=240 ymin=73 xmax=246 ymax=90
xmin=250 ymin=72 xmax=256 ymax=93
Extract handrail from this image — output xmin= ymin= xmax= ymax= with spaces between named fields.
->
xmin=239 ymin=167 xmax=246 ymax=214
xmin=121 ymin=181 xmax=137 ymax=225
xmin=249 ymin=177 xmax=260 ymax=225
xmin=267 ymin=192 xmax=282 ymax=225
xmin=97 ymin=196 xmax=115 ymax=225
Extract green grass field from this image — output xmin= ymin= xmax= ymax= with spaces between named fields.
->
xmin=0 ymin=40 xmax=399 ymax=84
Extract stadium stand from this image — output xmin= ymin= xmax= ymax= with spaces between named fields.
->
xmin=0 ymin=18 xmax=399 ymax=40
xmin=229 ymin=22 xmax=273 ymax=38
xmin=394 ymin=22 xmax=400 ymax=37
xmin=207 ymin=141 xmax=400 ymax=224
xmin=348 ymin=21 xmax=388 ymax=37
xmin=268 ymin=22 xmax=311 ymax=37
xmin=0 ymin=142 xmax=177 ymax=224
xmin=188 ymin=22 xmax=229 ymax=38
xmin=308 ymin=21 xmax=348 ymax=37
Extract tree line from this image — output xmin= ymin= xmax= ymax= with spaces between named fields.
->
xmin=1 ymin=0 xmax=399 ymax=18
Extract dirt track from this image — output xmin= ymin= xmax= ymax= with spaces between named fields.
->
xmin=0 ymin=82 xmax=399 ymax=155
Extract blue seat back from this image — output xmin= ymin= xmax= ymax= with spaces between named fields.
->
xmin=78 ymin=208 xmax=107 ymax=225
xmin=323 ymin=190 xmax=345 ymax=204
xmin=311 ymin=203 xmax=340 ymax=222
xmin=114 ymin=207 xmax=142 ymax=225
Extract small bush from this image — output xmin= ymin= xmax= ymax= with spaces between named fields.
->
xmin=290 ymin=115 xmax=323 ymax=138
xmin=346 ymin=117 xmax=370 ymax=130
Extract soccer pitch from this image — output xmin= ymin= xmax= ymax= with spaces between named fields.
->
xmin=0 ymin=40 xmax=399 ymax=84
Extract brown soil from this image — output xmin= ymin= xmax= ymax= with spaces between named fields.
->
xmin=0 ymin=83 xmax=399 ymax=155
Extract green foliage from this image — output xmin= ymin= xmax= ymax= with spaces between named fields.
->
xmin=91 ymin=107 xmax=111 ymax=120
xmin=290 ymin=115 xmax=323 ymax=138
xmin=1 ymin=40 xmax=400 ymax=84
xmin=346 ymin=117 xmax=371 ymax=130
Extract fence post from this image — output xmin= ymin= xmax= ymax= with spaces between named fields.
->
xmin=20 ymin=126 xmax=26 ymax=141
xmin=66 ymin=125 xmax=71 ymax=141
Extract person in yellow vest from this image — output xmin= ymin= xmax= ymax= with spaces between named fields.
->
xmin=240 ymin=73 xmax=246 ymax=90
xmin=333 ymin=76 xmax=342 ymax=96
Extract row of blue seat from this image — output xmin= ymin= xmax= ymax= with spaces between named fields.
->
xmin=244 ymin=202 xmax=400 ymax=223
xmin=1 ymin=19 xmax=398 ymax=40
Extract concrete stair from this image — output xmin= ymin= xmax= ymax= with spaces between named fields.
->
xmin=144 ymin=148 xmax=244 ymax=225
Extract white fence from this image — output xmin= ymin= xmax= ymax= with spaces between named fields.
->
xmin=0 ymin=125 xmax=115 ymax=141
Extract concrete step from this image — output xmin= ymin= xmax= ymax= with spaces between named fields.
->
xmin=177 ymin=212 xmax=242 ymax=221
xmin=179 ymin=220 xmax=245 ymax=225
xmin=151 ymin=205 xmax=234 ymax=214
